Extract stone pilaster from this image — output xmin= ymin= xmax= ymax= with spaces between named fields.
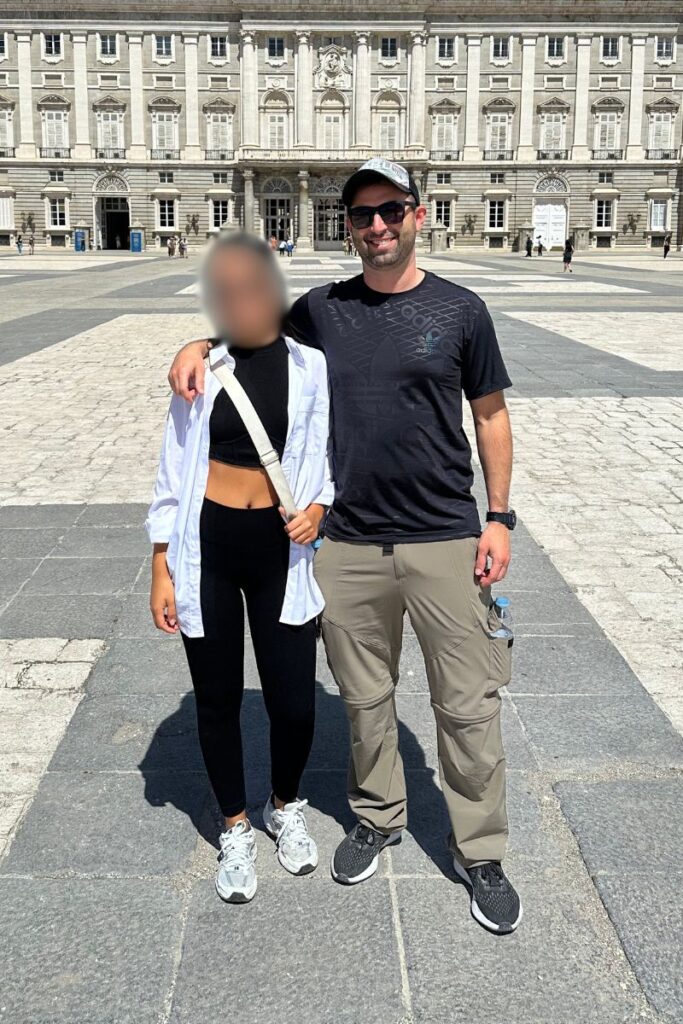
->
xmin=517 ymin=34 xmax=538 ymax=161
xmin=243 ymin=168 xmax=255 ymax=233
xmin=353 ymin=31 xmax=371 ymax=148
xmin=572 ymin=35 xmax=592 ymax=161
xmin=183 ymin=34 xmax=201 ymax=160
xmin=463 ymin=35 xmax=482 ymax=162
xmin=16 ymin=32 xmax=36 ymax=158
xmin=72 ymin=32 xmax=91 ymax=159
xmin=296 ymin=169 xmax=312 ymax=250
xmin=626 ymin=35 xmax=647 ymax=160
xmin=408 ymin=31 xmax=427 ymax=149
xmin=295 ymin=30 xmax=314 ymax=148
xmin=128 ymin=33 xmax=146 ymax=159
xmin=240 ymin=30 xmax=259 ymax=148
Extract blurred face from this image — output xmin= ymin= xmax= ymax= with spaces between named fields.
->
xmin=204 ymin=245 xmax=282 ymax=345
xmin=346 ymin=182 xmax=427 ymax=271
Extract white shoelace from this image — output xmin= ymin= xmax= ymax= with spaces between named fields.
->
xmin=274 ymin=798 xmax=311 ymax=849
xmin=218 ymin=822 xmax=254 ymax=872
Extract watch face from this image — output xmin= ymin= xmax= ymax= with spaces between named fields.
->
xmin=509 ymin=509 xmax=517 ymax=528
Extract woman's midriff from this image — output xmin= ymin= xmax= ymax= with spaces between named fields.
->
xmin=205 ymin=458 xmax=279 ymax=509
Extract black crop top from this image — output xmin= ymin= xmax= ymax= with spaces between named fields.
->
xmin=209 ymin=335 xmax=289 ymax=469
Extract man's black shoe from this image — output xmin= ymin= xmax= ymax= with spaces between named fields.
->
xmin=452 ymin=858 xmax=523 ymax=934
xmin=331 ymin=823 xmax=402 ymax=884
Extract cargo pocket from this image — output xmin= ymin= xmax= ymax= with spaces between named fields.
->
xmin=487 ymin=601 xmax=513 ymax=688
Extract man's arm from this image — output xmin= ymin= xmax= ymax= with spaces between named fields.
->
xmin=470 ymin=390 xmax=513 ymax=586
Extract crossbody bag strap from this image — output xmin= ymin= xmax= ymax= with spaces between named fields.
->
xmin=210 ymin=360 xmax=298 ymax=521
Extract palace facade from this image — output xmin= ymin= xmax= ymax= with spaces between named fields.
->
xmin=0 ymin=0 xmax=681 ymax=251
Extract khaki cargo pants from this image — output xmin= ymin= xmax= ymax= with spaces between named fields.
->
xmin=313 ymin=536 xmax=512 ymax=869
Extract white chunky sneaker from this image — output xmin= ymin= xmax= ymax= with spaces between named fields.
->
xmin=215 ymin=820 xmax=258 ymax=903
xmin=262 ymin=795 xmax=319 ymax=876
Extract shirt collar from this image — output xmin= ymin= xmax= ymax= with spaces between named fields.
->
xmin=208 ymin=334 xmax=306 ymax=369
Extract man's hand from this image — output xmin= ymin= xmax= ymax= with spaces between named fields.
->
xmin=168 ymin=338 xmax=211 ymax=401
xmin=474 ymin=523 xmax=511 ymax=587
xmin=281 ymin=504 xmax=325 ymax=545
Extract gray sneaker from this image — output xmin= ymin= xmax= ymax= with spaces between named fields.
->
xmin=263 ymin=795 xmax=318 ymax=875
xmin=215 ymin=820 xmax=257 ymax=903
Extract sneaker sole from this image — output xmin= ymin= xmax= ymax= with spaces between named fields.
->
xmin=331 ymin=829 xmax=403 ymax=885
xmin=451 ymin=857 xmax=523 ymax=935
xmin=263 ymin=820 xmax=319 ymax=877
xmin=215 ymin=876 xmax=258 ymax=904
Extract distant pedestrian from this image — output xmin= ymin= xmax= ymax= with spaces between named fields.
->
xmin=524 ymin=236 xmax=533 ymax=258
xmin=28 ymin=234 xmax=35 ymax=255
xmin=343 ymin=233 xmax=352 ymax=255
xmin=178 ymin=236 xmax=188 ymax=259
xmin=562 ymin=238 xmax=574 ymax=273
xmin=663 ymin=235 xmax=671 ymax=259
xmin=278 ymin=239 xmax=286 ymax=257
xmin=286 ymin=236 xmax=294 ymax=258
xmin=536 ymin=236 xmax=543 ymax=257
xmin=269 ymin=235 xmax=278 ymax=251
xmin=16 ymin=233 xmax=23 ymax=255
xmin=115 ymin=235 xmax=122 ymax=249
xmin=167 ymin=236 xmax=176 ymax=258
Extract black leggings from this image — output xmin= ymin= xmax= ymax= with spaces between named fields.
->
xmin=181 ymin=498 xmax=317 ymax=817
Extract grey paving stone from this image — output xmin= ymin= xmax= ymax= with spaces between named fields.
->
xmin=555 ymin=778 xmax=683 ymax=873
xmin=0 ymin=593 xmax=124 ymax=638
xmin=22 ymin=556 xmax=142 ymax=595
xmin=87 ymin=637 xmax=191 ymax=695
xmin=56 ymin=525 xmax=149 ymax=558
xmin=397 ymin=877 xmax=645 ymax=1024
xmin=0 ymin=503 xmax=84 ymax=528
xmin=50 ymin=692 xmax=203 ymax=771
xmin=513 ymin=634 xmax=647 ymax=696
xmin=0 ymin=308 xmax=137 ymax=365
xmin=0 ymin=527 xmax=63 ymax=557
xmin=112 ymin=592 xmax=165 ymax=638
xmin=0 ymin=877 xmax=181 ymax=1024
xmin=0 ymin=557 xmax=40 ymax=596
xmin=77 ymin=503 xmax=148 ymax=527
xmin=513 ymin=693 xmax=683 ymax=769
xmin=169 ymin=877 xmax=405 ymax=1024
xmin=2 ymin=769 xmax=210 ymax=876
xmin=593 ymin=873 xmax=683 ymax=1024
xmin=503 ymin=587 xmax=594 ymax=626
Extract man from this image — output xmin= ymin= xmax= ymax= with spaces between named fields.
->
xmin=167 ymin=158 xmax=522 ymax=934
xmin=525 ymin=235 xmax=533 ymax=258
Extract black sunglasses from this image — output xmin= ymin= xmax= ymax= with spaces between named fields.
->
xmin=347 ymin=199 xmax=417 ymax=229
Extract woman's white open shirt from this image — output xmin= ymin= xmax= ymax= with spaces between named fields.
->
xmin=145 ymin=336 xmax=334 ymax=636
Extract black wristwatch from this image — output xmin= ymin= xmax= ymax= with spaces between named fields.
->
xmin=486 ymin=510 xmax=517 ymax=530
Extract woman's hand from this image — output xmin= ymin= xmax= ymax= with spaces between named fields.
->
xmin=167 ymin=339 xmax=212 ymax=401
xmin=281 ymin=503 xmax=325 ymax=545
xmin=150 ymin=546 xmax=179 ymax=633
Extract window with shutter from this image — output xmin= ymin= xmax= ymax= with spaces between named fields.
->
xmin=541 ymin=113 xmax=564 ymax=150
xmin=649 ymin=112 xmax=672 ymax=149
xmin=379 ymin=113 xmax=398 ymax=149
xmin=43 ymin=111 xmax=67 ymax=148
xmin=433 ymin=113 xmax=457 ymax=150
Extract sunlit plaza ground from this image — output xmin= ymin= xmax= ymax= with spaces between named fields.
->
xmin=0 ymin=246 xmax=682 ymax=1023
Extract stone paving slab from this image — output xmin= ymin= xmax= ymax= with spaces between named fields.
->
xmin=0 ymin=877 xmax=182 ymax=1024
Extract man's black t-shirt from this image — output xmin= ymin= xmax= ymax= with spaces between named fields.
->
xmin=283 ymin=270 xmax=512 ymax=545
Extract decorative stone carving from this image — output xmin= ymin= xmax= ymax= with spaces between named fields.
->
xmin=93 ymin=171 xmax=129 ymax=194
xmin=37 ymin=93 xmax=71 ymax=110
xmin=535 ymin=174 xmax=569 ymax=193
xmin=261 ymin=176 xmax=292 ymax=194
xmin=310 ymin=175 xmax=345 ymax=196
xmin=314 ymin=44 xmax=351 ymax=90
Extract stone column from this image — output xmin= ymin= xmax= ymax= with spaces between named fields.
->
xmin=183 ymin=34 xmax=201 ymax=159
xmin=71 ymin=32 xmax=91 ymax=159
xmin=517 ymin=34 xmax=537 ymax=161
xmin=243 ymin=168 xmax=255 ymax=234
xmin=16 ymin=32 xmax=36 ymax=158
xmin=463 ymin=34 xmax=482 ymax=162
xmin=128 ymin=33 xmax=146 ymax=159
xmin=626 ymin=35 xmax=647 ymax=160
xmin=295 ymin=30 xmax=314 ymax=148
xmin=571 ymin=35 xmax=592 ymax=161
xmin=240 ymin=29 xmax=259 ymax=148
xmin=296 ymin=169 xmax=312 ymax=250
xmin=408 ymin=31 xmax=427 ymax=150
xmin=353 ymin=31 xmax=371 ymax=149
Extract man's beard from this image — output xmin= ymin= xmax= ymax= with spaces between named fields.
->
xmin=356 ymin=223 xmax=415 ymax=269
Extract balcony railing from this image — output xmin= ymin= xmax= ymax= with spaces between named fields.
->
xmin=591 ymin=149 xmax=623 ymax=160
xmin=0 ymin=147 xmax=15 ymax=158
xmin=537 ymin=149 xmax=568 ymax=160
xmin=646 ymin=148 xmax=677 ymax=160
xmin=40 ymin=147 xmax=71 ymax=159
xmin=204 ymin=149 xmax=235 ymax=160
xmin=484 ymin=149 xmax=514 ymax=161
xmin=429 ymin=149 xmax=462 ymax=161
xmin=238 ymin=147 xmax=419 ymax=162
xmin=150 ymin=148 xmax=180 ymax=160
xmin=95 ymin=148 xmax=126 ymax=160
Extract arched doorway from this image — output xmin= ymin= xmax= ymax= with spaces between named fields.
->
xmin=260 ymin=176 xmax=293 ymax=242
xmin=311 ymin=176 xmax=346 ymax=250
xmin=532 ymin=174 xmax=569 ymax=250
xmin=92 ymin=171 xmax=131 ymax=250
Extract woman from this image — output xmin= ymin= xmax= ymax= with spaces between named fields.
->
xmin=562 ymin=237 xmax=574 ymax=273
xmin=146 ymin=233 xmax=333 ymax=904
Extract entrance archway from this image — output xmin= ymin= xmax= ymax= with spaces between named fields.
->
xmin=260 ymin=177 xmax=293 ymax=242
xmin=532 ymin=175 xmax=569 ymax=251
xmin=311 ymin=176 xmax=346 ymax=250
xmin=92 ymin=171 xmax=131 ymax=250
